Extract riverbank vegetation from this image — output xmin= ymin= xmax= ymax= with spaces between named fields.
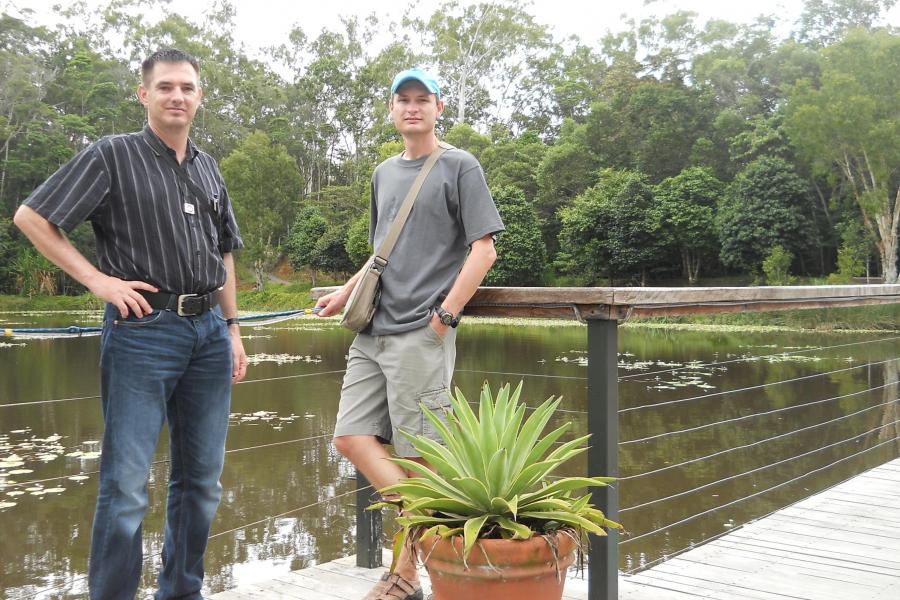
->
xmin=1 ymin=0 xmax=898 ymax=298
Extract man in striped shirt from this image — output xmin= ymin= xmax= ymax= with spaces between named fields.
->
xmin=14 ymin=49 xmax=245 ymax=600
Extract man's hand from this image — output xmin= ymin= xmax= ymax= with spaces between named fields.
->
xmin=87 ymin=273 xmax=158 ymax=318
xmin=230 ymin=327 xmax=247 ymax=383
xmin=316 ymin=288 xmax=350 ymax=317
xmin=429 ymin=312 xmax=449 ymax=338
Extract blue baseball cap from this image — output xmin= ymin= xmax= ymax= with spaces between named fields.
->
xmin=390 ymin=67 xmax=441 ymax=98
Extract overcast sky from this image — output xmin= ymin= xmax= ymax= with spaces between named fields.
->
xmin=9 ymin=0 xmax=900 ymax=57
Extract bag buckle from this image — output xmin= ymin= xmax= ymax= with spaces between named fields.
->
xmin=176 ymin=293 xmax=207 ymax=316
xmin=371 ymin=256 xmax=388 ymax=274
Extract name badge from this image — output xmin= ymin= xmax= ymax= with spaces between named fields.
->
xmin=183 ymin=202 xmax=196 ymax=215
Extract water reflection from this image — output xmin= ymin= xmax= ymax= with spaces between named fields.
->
xmin=1 ymin=311 xmax=899 ymax=596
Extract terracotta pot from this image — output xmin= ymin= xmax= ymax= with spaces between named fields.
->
xmin=418 ymin=531 xmax=578 ymax=600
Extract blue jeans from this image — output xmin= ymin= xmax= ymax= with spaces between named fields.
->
xmin=89 ymin=304 xmax=232 ymax=600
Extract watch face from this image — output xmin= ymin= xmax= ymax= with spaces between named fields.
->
xmin=440 ymin=313 xmax=454 ymax=326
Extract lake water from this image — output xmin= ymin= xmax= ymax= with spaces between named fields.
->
xmin=1 ymin=310 xmax=898 ymax=597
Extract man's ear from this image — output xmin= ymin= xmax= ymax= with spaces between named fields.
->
xmin=436 ymin=99 xmax=445 ymax=118
xmin=197 ymin=85 xmax=204 ymax=106
xmin=137 ymin=84 xmax=148 ymax=107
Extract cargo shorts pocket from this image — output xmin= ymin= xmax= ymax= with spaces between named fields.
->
xmin=418 ymin=387 xmax=452 ymax=442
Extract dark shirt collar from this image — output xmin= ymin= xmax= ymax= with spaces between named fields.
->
xmin=141 ymin=124 xmax=200 ymax=163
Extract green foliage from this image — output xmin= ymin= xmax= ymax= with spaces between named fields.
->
xmin=828 ymin=220 xmax=871 ymax=282
xmin=655 ymin=167 xmax=724 ymax=283
xmin=556 ymin=170 xmax=661 ymax=284
xmin=3 ymin=0 xmax=897 ymax=291
xmin=785 ymin=28 xmax=900 ymax=282
xmin=372 ymin=382 xmax=621 ymax=564
xmin=310 ymin=224 xmax=355 ymax=276
xmin=762 ymin=245 xmax=796 ymax=285
xmin=12 ymin=247 xmax=59 ymax=296
xmin=480 ymin=131 xmax=547 ymax=200
xmin=585 ymin=80 xmax=714 ymax=183
xmin=0 ymin=218 xmax=17 ymax=292
xmin=485 ymin=187 xmax=546 ymax=286
xmin=444 ymin=123 xmax=490 ymax=160
xmin=717 ymin=157 xmax=814 ymax=272
xmin=287 ymin=206 xmax=328 ymax=272
xmin=221 ymin=131 xmax=303 ymax=289
xmin=345 ymin=212 xmax=372 ymax=266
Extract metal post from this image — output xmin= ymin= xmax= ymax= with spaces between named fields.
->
xmin=356 ymin=470 xmax=383 ymax=568
xmin=587 ymin=318 xmax=619 ymax=600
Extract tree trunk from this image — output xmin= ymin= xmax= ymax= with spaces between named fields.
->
xmin=875 ymin=209 xmax=899 ymax=283
xmin=457 ymin=71 xmax=468 ymax=124
xmin=254 ymin=259 xmax=266 ymax=291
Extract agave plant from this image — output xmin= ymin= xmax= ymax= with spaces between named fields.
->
xmin=372 ymin=381 xmax=621 ymax=564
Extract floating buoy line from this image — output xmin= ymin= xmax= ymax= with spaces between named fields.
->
xmin=2 ymin=308 xmax=323 ymax=339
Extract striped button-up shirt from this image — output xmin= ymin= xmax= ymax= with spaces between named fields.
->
xmin=23 ymin=126 xmax=243 ymax=294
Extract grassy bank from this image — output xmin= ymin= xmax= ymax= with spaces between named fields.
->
xmin=2 ymin=287 xmax=898 ymax=332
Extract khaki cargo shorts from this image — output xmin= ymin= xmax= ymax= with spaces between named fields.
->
xmin=333 ymin=324 xmax=457 ymax=457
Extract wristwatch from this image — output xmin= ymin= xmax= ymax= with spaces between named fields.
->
xmin=435 ymin=305 xmax=461 ymax=328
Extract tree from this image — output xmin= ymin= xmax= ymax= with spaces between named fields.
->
xmin=484 ymin=186 xmax=545 ymax=286
xmin=655 ymin=167 xmax=724 ymax=284
xmin=717 ymin=157 xmax=815 ymax=273
xmin=798 ymin=0 xmax=898 ymax=46
xmin=344 ymin=213 xmax=372 ymax=267
xmin=762 ymin=245 xmax=796 ymax=285
xmin=584 ymin=80 xmax=714 ymax=183
xmin=309 ymin=224 xmax=354 ymax=276
xmin=479 ymin=130 xmax=546 ymax=200
xmin=444 ymin=123 xmax=490 ymax=160
xmin=408 ymin=0 xmax=551 ymax=126
xmin=557 ymin=170 xmax=662 ymax=285
xmin=287 ymin=205 xmax=327 ymax=287
xmin=785 ymin=29 xmax=900 ymax=282
xmin=221 ymin=131 xmax=302 ymax=290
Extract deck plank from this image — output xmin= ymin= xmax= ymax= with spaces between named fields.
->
xmin=210 ymin=457 xmax=900 ymax=599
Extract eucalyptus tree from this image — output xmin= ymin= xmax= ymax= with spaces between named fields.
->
xmin=786 ymin=29 xmax=900 ymax=282
xmin=407 ymin=0 xmax=551 ymax=127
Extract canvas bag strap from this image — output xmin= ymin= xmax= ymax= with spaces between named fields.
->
xmin=374 ymin=141 xmax=454 ymax=261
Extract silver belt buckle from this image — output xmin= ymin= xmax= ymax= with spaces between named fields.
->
xmin=177 ymin=293 xmax=199 ymax=317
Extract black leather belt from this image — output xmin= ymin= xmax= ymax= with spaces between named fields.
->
xmin=139 ymin=290 xmax=220 ymax=317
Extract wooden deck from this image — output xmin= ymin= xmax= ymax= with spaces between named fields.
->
xmin=211 ymin=457 xmax=900 ymax=600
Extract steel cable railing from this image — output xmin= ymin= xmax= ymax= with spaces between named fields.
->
xmin=620 ymin=413 xmax=900 ymax=514
xmin=620 ymin=377 xmax=897 ymax=446
xmin=619 ymin=432 xmax=900 ymax=547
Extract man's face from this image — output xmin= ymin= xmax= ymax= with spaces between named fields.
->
xmin=389 ymin=81 xmax=444 ymax=136
xmin=138 ymin=61 xmax=202 ymax=133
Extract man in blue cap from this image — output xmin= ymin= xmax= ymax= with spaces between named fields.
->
xmin=316 ymin=67 xmax=504 ymax=600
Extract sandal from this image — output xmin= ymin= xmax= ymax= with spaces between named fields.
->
xmin=361 ymin=572 xmax=423 ymax=600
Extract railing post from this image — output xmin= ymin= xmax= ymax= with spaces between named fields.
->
xmin=587 ymin=318 xmax=619 ymax=600
xmin=356 ymin=470 xmax=383 ymax=568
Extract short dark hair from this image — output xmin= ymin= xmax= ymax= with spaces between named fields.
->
xmin=141 ymin=49 xmax=200 ymax=83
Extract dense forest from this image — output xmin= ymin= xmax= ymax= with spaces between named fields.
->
xmin=1 ymin=0 xmax=898 ymax=294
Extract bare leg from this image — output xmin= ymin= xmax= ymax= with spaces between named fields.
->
xmin=334 ymin=435 xmax=427 ymax=584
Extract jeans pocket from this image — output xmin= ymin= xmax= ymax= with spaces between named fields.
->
xmin=418 ymin=387 xmax=452 ymax=441
xmin=114 ymin=310 xmax=164 ymax=327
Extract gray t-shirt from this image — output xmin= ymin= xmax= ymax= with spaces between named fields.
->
xmin=369 ymin=147 xmax=504 ymax=335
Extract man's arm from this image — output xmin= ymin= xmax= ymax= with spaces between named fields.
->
xmin=432 ymin=234 xmax=497 ymax=335
xmin=220 ymin=252 xmax=247 ymax=383
xmin=13 ymin=205 xmax=157 ymax=317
